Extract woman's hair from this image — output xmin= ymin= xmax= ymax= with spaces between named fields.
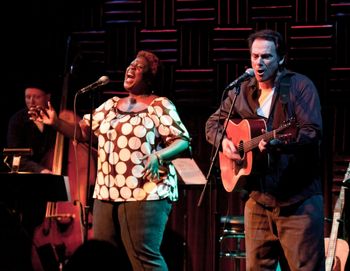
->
xmin=248 ymin=29 xmax=287 ymax=66
xmin=136 ymin=50 xmax=161 ymax=90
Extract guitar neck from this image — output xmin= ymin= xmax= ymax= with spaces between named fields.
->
xmin=325 ymin=212 xmax=341 ymax=271
xmin=243 ymin=126 xmax=285 ymax=152
xmin=325 ymin=179 xmax=347 ymax=271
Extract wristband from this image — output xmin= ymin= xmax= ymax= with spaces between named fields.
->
xmin=155 ymin=152 xmax=163 ymax=165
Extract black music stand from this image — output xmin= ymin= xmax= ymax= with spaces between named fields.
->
xmin=0 ymin=172 xmax=70 ymax=202
xmin=0 ymin=172 xmax=70 ymax=233
xmin=0 ymin=173 xmax=70 ymax=271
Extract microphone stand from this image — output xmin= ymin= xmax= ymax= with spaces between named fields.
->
xmin=197 ymin=84 xmax=242 ymax=207
xmin=83 ymin=92 xmax=95 ymax=243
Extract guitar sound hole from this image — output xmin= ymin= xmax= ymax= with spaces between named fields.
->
xmin=238 ymin=141 xmax=244 ymax=158
xmin=236 ymin=159 xmax=244 ymax=166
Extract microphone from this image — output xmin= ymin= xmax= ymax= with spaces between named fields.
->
xmin=77 ymin=76 xmax=110 ymax=94
xmin=224 ymin=68 xmax=255 ymax=91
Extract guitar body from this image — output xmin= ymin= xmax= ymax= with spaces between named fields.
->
xmin=325 ymin=238 xmax=349 ymax=271
xmin=219 ymin=119 xmax=266 ymax=192
xmin=325 ymin=164 xmax=350 ymax=271
xmin=219 ymin=118 xmax=296 ymax=192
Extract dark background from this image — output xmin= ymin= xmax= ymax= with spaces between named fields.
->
xmin=1 ymin=1 xmax=350 ymax=270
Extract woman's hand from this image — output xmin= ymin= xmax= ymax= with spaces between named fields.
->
xmin=141 ymin=153 xmax=165 ymax=182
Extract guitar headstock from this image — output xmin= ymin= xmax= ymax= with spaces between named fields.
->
xmin=276 ymin=117 xmax=298 ymax=139
xmin=333 ymin=162 xmax=350 ymax=215
xmin=336 ymin=162 xmax=350 ymax=214
xmin=276 ymin=133 xmax=294 ymax=144
xmin=344 ymin=162 xmax=350 ymax=184
xmin=282 ymin=117 xmax=297 ymax=128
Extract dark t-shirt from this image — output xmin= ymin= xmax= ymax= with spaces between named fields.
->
xmin=6 ymin=108 xmax=56 ymax=172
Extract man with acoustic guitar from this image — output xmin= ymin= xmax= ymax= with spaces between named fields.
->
xmin=206 ymin=29 xmax=325 ymax=270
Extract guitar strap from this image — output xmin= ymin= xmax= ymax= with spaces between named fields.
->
xmin=266 ymin=73 xmax=294 ymax=131
xmin=279 ymin=73 xmax=294 ymax=119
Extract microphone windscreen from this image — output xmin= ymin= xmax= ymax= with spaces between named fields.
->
xmin=98 ymin=76 xmax=110 ymax=85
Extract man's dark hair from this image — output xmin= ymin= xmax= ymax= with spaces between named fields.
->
xmin=248 ymin=29 xmax=287 ymax=63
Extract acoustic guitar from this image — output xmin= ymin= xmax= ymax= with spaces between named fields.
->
xmin=219 ymin=118 xmax=296 ymax=192
xmin=325 ymin=162 xmax=350 ymax=271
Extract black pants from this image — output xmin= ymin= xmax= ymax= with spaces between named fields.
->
xmin=93 ymin=198 xmax=172 ymax=271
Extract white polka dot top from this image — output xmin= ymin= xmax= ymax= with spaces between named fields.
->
xmin=82 ymin=96 xmax=190 ymax=202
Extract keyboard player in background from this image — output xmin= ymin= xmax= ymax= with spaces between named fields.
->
xmin=2 ymin=80 xmax=56 ymax=271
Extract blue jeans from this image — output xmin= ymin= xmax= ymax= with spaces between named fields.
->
xmin=244 ymin=195 xmax=325 ymax=271
xmin=93 ymin=198 xmax=172 ymax=271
